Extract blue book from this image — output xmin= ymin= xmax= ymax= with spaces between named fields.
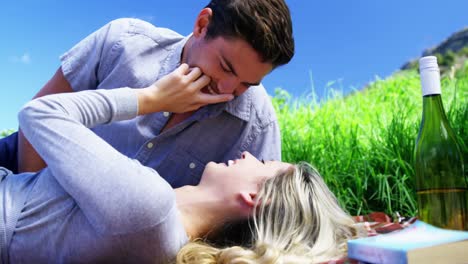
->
xmin=347 ymin=220 xmax=468 ymax=264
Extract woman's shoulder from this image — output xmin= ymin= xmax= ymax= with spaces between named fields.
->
xmin=116 ymin=204 xmax=188 ymax=262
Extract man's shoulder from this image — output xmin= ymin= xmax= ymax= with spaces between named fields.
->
xmin=107 ymin=18 xmax=184 ymax=43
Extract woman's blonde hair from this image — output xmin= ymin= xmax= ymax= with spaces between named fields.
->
xmin=176 ymin=162 xmax=360 ymax=264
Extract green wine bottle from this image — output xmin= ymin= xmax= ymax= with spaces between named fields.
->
xmin=414 ymin=56 xmax=467 ymax=230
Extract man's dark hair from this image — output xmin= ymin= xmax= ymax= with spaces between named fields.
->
xmin=205 ymin=0 xmax=294 ymax=68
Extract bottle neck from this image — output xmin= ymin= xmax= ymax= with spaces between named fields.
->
xmin=420 ymin=65 xmax=447 ymax=121
xmin=421 ymin=94 xmax=447 ymax=122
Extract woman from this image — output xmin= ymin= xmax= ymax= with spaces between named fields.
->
xmin=1 ymin=64 xmax=358 ymax=263
xmin=177 ymin=160 xmax=358 ymax=264
xmin=176 ymin=161 xmax=359 ymax=264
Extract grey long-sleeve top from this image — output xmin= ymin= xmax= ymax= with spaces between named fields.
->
xmin=6 ymin=88 xmax=188 ymax=263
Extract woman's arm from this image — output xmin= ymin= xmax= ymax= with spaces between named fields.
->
xmin=19 ymin=87 xmax=171 ymax=235
xmin=18 ymin=67 xmax=73 ymax=173
xmin=18 ymin=64 xmax=232 ymax=235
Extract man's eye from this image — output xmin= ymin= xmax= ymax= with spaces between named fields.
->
xmin=220 ymin=63 xmax=232 ymax=73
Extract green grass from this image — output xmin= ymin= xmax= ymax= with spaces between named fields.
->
xmin=273 ymin=64 xmax=467 ymax=217
xmin=2 ymin=63 xmax=467 ymax=218
xmin=0 ymin=129 xmax=14 ymax=138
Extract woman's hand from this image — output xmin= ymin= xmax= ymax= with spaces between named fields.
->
xmin=137 ymin=63 xmax=234 ymax=115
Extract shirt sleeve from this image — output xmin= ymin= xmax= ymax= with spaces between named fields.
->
xmin=18 ymin=88 xmax=177 ymax=235
xmin=60 ymin=18 xmax=132 ymax=92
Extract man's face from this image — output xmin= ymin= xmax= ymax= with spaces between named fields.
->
xmin=182 ymin=35 xmax=273 ymax=97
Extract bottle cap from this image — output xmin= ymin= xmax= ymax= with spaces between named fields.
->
xmin=419 ymin=56 xmax=439 ymax=72
xmin=419 ymin=56 xmax=441 ymax=95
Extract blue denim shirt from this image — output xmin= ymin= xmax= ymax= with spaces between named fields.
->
xmin=60 ymin=18 xmax=281 ymax=188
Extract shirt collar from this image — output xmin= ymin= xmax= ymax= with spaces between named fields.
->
xmin=159 ymin=33 xmax=191 ymax=76
xmin=223 ymin=88 xmax=253 ymax=121
xmin=194 ymin=87 xmax=254 ymax=122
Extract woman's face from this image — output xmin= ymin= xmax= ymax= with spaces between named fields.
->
xmin=200 ymin=151 xmax=292 ymax=196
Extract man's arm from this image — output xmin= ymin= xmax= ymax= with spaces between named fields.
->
xmin=18 ymin=67 xmax=73 ymax=172
xmin=18 ymin=19 xmax=141 ymax=173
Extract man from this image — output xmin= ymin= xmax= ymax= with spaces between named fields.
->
xmin=0 ymin=0 xmax=294 ymax=187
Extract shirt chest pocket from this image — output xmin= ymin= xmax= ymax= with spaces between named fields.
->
xmin=157 ymin=150 xmax=206 ymax=188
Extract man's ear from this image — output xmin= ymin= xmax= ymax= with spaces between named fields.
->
xmin=239 ymin=191 xmax=257 ymax=208
xmin=193 ymin=8 xmax=213 ymax=38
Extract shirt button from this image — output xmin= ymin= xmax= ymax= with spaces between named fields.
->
xmin=163 ymin=112 xmax=170 ymax=117
xmin=147 ymin=142 xmax=154 ymax=149
xmin=189 ymin=162 xmax=196 ymax=169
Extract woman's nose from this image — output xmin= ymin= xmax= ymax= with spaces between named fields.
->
xmin=241 ymin=151 xmax=252 ymax=159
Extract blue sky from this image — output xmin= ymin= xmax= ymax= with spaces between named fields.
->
xmin=1 ymin=0 xmax=467 ymax=129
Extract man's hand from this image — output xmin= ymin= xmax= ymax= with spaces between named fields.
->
xmin=137 ymin=64 xmax=233 ymax=115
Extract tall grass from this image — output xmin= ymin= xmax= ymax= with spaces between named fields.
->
xmin=273 ymin=65 xmax=467 ymax=217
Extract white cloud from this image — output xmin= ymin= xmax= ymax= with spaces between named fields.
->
xmin=20 ymin=53 xmax=31 ymax=64
xmin=9 ymin=53 xmax=32 ymax=64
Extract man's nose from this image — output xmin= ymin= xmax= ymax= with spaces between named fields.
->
xmin=217 ymin=77 xmax=240 ymax=94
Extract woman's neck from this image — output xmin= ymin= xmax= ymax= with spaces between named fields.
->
xmin=174 ymin=185 xmax=236 ymax=239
